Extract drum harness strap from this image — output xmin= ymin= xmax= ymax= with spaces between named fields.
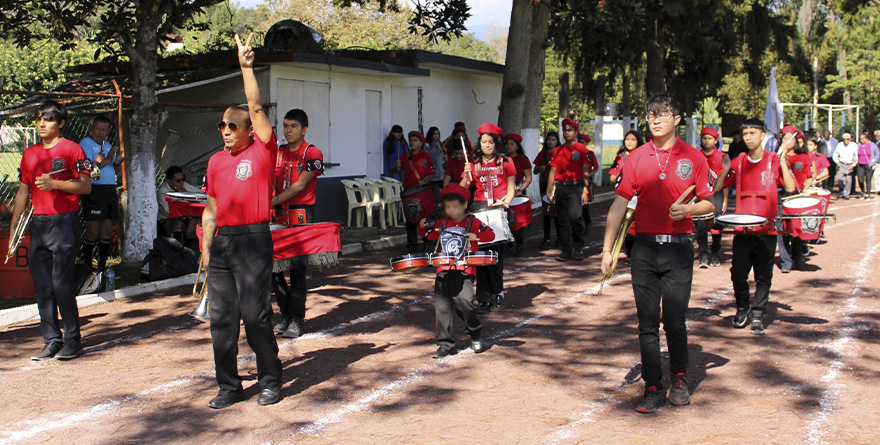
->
xmin=432 ymin=215 xmax=474 ymax=256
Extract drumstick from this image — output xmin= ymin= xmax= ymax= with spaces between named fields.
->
xmin=461 ymin=136 xmax=473 ymax=182
xmin=673 ymin=185 xmax=696 ymax=207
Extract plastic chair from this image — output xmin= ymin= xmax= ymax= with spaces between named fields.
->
xmin=365 ymin=177 xmax=403 ymax=227
xmin=354 ymin=177 xmax=387 ymax=229
xmin=340 ymin=179 xmax=370 ymax=227
xmin=379 ymin=176 xmax=405 ymax=225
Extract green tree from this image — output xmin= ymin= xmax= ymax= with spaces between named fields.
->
xmin=0 ymin=39 xmax=96 ymax=108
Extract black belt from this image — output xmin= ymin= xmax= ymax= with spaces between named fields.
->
xmin=274 ymin=204 xmax=312 ymax=210
xmin=634 ymin=234 xmax=694 ymax=245
xmin=32 ymin=212 xmax=78 ymax=222
xmin=217 ymin=222 xmax=270 ymax=236
xmin=558 ymin=181 xmax=584 ymax=187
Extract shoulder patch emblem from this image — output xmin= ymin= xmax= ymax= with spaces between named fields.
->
xmin=235 ymin=160 xmax=253 ymax=181
xmin=676 ymin=159 xmax=693 ymax=180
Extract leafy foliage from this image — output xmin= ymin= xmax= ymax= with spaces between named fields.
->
xmin=0 ymin=40 xmax=97 ymax=108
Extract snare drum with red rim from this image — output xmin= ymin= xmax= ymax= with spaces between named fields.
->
xmin=716 ymin=214 xmax=769 ymax=229
xmin=464 ymin=251 xmax=498 ymax=266
xmin=783 ymin=195 xmax=823 ymax=240
xmin=390 ymin=253 xmax=431 ymax=272
xmin=430 ymin=254 xmax=458 ymax=267
xmin=401 ymin=186 xmax=435 ymax=224
xmin=692 ymin=213 xmax=714 ymax=222
xmin=806 ymin=187 xmax=831 ymax=233
xmin=510 ymin=196 xmax=533 ymax=231
xmin=470 ymin=207 xmax=514 ymax=246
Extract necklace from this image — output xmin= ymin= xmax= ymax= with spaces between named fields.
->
xmin=653 ymin=143 xmax=672 ymax=180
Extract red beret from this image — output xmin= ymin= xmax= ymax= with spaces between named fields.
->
xmin=561 ymin=118 xmax=579 ymax=132
xmin=578 ymin=134 xmax=592 ymax=143
xmin=440 ymin=183 xmax=471 ymax=201
xmin=781 ymin=125 xmax=799 ymax=135
xmin=504 ymin=133 xmax=523 ymax=144
xmin=477 ymin=122 xmax=503 ymax=138
xmin=700 ymin=128 xmax=719 ymax=139
xmin=454 ymin=124 xmax=467 ymax=133
xmin=408 ymin=131 xmax=425 ymax=143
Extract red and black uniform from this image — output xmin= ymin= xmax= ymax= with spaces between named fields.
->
xmin=695 ymin=147 xmax=726 ymax=258
xmin=812 ymin=152 xmax=831 ymax=188
xmin=787 ymin=153 xmax=814 ymax=191
xmin=19 ymin=138 xmax=90 ymax=347
xmin=533 ymin=148 xmax=558 ymax=243
xmin=419 ymin=215 xmax=494 ymax=349
xmin=551 ymin=142 xmax=589 ymax=256
xmin=399 ymin=149 xmax=435 ymax=252
xmin=725 ymin=152 xmax=785 ymax=320
xmin=614 ymin=137 xmax=713 ymax=391
xmin=272 ymin=141 xmax=324 ymax=326
xmin=511 ymin=153 xmax=531 ymax=186
xmin=470 ymin=155 xmax=515 ymax=304
xmin=582 ymin=148 xmax=599 ymax=240
xmin=205 ymin=133 xmax=282 ymax=395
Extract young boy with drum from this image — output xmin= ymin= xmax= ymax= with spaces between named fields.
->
xmin=392 ymin=130 xmax=435 ymax=252
xmin=504 ymin=133 xmax=533 ymax=256
xmin=724 ymin=118 xmax=796 ymax=335
xmin=462 ymin=123 xmax=516 ymax=313
xmin=547 ymin=119 xmax=590 ymax=262
xmin=695 ymin=127 xmax=730 ymax=268
xmin=418 ymin=184 xmax=494 ymax=358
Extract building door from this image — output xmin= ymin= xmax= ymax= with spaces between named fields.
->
xmin=276 ymin=79 xmax=331 ymax=158
xmin=365 ymin=90 xmax=383 ymax=177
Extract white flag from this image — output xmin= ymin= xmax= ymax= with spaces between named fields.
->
xmin=764 ymin=67 xmax=784 ymax=135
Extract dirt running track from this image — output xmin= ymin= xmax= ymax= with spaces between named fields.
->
xmin=1 ymin=197 xmax=879 ymax=444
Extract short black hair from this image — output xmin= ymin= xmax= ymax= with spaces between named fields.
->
xmin=454 ymin=121 xmax=465 ymax=127
xmin=645 ymin=94 xmax=680 ymax=117
xmin=741 ymin=118 xmax=766 ymax=131
xmin=165 ymin=165 xmax=184 ymax=179
xmin=442 ymin=193 xmax=467 ymax=205
xmin=35 ymin=100 xmax=67 ymax=123
xmin=93 ymin=116 xmax=112 ymax=126
xmin=283 ymin=109 xmax=309 ymax=127
xmin=226 ymin=104 xmax=252 ymax=127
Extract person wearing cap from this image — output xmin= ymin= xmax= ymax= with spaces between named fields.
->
xmin=546 ymin=118 xmax=590 ymax=262
xmin=534 ymin=131 xmax=561 ymax=249
xmin=462 ymin=122 xmax=516 ymax=313
xmin=695 ymin=127 xmax=730 ymax=268
xmin=443 ymin=122 xmax=473 ymax=160
xmin=392 ymin=130 xmax=435 ymax=252
xmin=777 ymin=126 xmax=814 ymax=272
xmin=504 ymin=133 xmax=533 ymax=256
xmin=418 ymin=183 xmax=494 ymax=358
xmin=833 ymin=133 xmax=858 ymax=199
xmin=577 ymin=133 xmax=600 ymax=241
xmin=601 ymin=95 xmax=715 ymax=414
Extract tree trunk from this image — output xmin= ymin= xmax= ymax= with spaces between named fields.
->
xmin=520 ymin=1 xmax=549 ymax=203
xmin=593 ymin=75 xmax=606 ymax=185
xmin=622 ymin=70 xmax=631 ymax=132
xmin=497 ymin=0 xmax=534 ymax=132
xmin=644 ymin=15 xmax=666 ymax=96
xmin=558 ymin=72 xmax=570 ymax=127
xmin=839 ymin=46 xmax=852 ymax=125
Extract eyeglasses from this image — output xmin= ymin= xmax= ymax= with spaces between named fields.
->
xmin=645 ymin=111 xmax=674 ymax=121
xmin=217 ymin=121 xmax=241 ymax=132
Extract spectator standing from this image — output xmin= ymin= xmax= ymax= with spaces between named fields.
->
xmin=424 ymin=126 xmax=446 ymax=205
xmin=383 ymin=125 xmax=408 ymax=181
xmin=825 ymin=130 xmax=839 ymax=188
xmin=833 ymin=133 xmax=858 ymax=199
xmin=856 ymin=134 xmax=878 ymax=199
xmin=727 ymin=130 xmax=748 ymax=160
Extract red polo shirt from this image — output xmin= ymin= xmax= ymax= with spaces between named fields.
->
xmin=812 ymin=153 xmax=830 ymax=173
xmin=19 ymin=138 xmax=89 ymax=215
xmin=615 ymin=138 xmax=713 ymax=235
xmin=550 ymin=143 xmax=588 ymax=182
xmin=511 ymin=154 xmax=531 ymax=184
xmin=726 ymin=152 xmax=785 ymax=229
xmin=533 ymin=149 xmax=554 ymax=183
xmin=399 ymin=150 xmax=434 ymax=189
xmin=473 ymin=157 xmax=516 ymax=202
xmin=585 ymin=149 xmax=599 ymax=173
xmin=206 ymin=133 xmax=277 ymax=227
xmin=787 ymin=153 xmax=814 ymax=190
xmin=275 ymin=141 xmax=324 ymax=206
xmin=446 ymin=158 xmax=465 ymax=184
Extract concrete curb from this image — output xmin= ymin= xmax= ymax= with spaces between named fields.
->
xmin=0 ymin=274 xmax=196 ymax=329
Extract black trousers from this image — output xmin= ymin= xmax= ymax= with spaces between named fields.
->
xmin=582 ymin=204 xmax=592 ymax=239
xmin=29 ymin=212 xmax=81 ymax=344
xmin=208 ymin=227 xmax=282 ymax=393
xmin=856 ymin=164 xmax=873 ymax=195
xmin=539 ymin=182 xmax=560 ymax=242
xmin=405 ymin=221 xmax=420 ymax=252
xmin=631 ymin=236 xmax=693 ymax=388
xmin=556 ymin=183 xmax=585 ymax=255
xmin=470 ymin=201 xmax=507 ymax=302
xmin=272 ymin=206 xmax=313 ymax=320
xmin=695 ymin=191 xmax=725 ymax=256
xmin=731 ymin=234 xmax=776 ymax=317
xmin=434 ymin=271 xmax=481 ymax=348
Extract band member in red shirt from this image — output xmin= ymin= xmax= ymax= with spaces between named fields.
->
xmin=392 ymin=130 xmax=435 ymax=252
xmin=695 ymin=127 xmax=730 ymax=268
xmin=11 ymin=100 xmax=92 ymax=361
xmin=271 ymin=108 xmax=324 ymax=339
xmin=504 ymin=133 xmax=532 ymax=256
xmin=602 ymin=95 xmax=715 ymax=414
xmin=534 ymin=131 xmax=560 ymax=249
xmin=777 ymin=127 xmax=814 ymax=272
xmin=724 ymin=118 xmax=796 ymax=334
xmin=444 ymin=140 xmax=466 ymax=186
xmin=418 ymin=184 xmax=494 ymax=358
xmin=546 ymin=119 xmax=590 ymax=262
xmin=609 ymin=131 xmax=645 ymax=259
xmin=462 ymin=123 xmax=516 ymax=313
xmin=578 ymin=133 xmax=600 ymax=240
xmin=807 ymin=136 xmax=831 ymax=187
xmin=200 ymin=33 xmax=283 ymax=409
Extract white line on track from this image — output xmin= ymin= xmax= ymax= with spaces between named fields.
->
xmin=803 ymin=201 xmax=878 ymax=444
xmin=823 ymin=210 xmax=880 ymax=230
xmin=291 ymin=272 xmax=632 ymax=439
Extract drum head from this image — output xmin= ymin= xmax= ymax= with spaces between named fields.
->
xmin=784 ymin=196 xmax=821 ymax=209
xmin=166 ymin=191 xmax=208 ymax=203
xmin=511 ymin=196 xmax=530 ymax=206
xmin=717 ymin=214 xmax=768 ymax=227
xmin=807 ymin=187 xmax=831 ymax=196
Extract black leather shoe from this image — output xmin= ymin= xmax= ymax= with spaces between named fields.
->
xmin=31 ymin=342 xmax=63 ymax=361
xmin=55 ymin=341 xmax=82 ymax=360
xmin=281 ymin=318 xmax=304 ymax=339
xmin=538 ymin=240 xmax=552 ymax=250
xmin=208 ymin=390 xmax=244 ymax=409
xmin=572 ymin=250 xmax=584 ymax=261
xmin=475 ymin=301 xmax=492 ymax=314
xmin=556 ymin=254 xmax=571 ymax=262
xmin=273 ymin=317 xmax=291 ymax=335
xmin=257 ymin=387 xmax=282 ymax=406
xmin=471 ymin=338 xmax=485 ymax=353
xmin=432 ymin=346 xmax=454 ymax=359
xmin=732 ymin=307 xmax=750 ymax=328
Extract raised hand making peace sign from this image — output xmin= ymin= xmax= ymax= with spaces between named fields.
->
xmin=234 ymin=32 xmax=255 ymax=69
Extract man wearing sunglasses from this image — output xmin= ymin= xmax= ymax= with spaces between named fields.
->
xmin=200 ymin=33 xmax=283 ymax=410
xmin=156 ymin=165 xmax=200 ymax=239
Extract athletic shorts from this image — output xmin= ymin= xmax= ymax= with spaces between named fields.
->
xmin=82 ymin=184 xmax=119 ymax=221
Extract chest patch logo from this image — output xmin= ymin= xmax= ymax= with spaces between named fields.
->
xmin=761 ymin=171 xmax=770 ymax=185
xmin=51 ymin=157 xmax=65 ymax=172
xmin=794 ymin=161 xmax=804 ymax=171
xmin=235 ymin=160 xmax=253 ymax=181
xmin=676 ymin=159 xmax=693 ymax=180
xmin=571 ymin=151 xmax=580 ymax=161
xmin=420 ymin=159 xmax=429 ymax=168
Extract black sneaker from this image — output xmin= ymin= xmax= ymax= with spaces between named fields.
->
xmin=634 ymin=385 xmax=666 ymax=414
xmin=208 ymin=389 xmax=244 ymax=409
xmin=781 ymin=267 xmax=791 ymax=274
xmin=732 ymin=307 xmax=751 ymax=328
xmin=699 ymin=254 xmax=709 ymax=269
xmin=539 ymin=240 xmax=552 ymax=250
xmin=273 ymin=317 xmax=291 ymax=335
xmin=471 ymin=338 xmax=485 ymax=353
xmin=710 ymin=254 xmax=721 ymax=267
xmin=281 ymin=318 xmax=304 ymax=339
xmin=475 ymin=301 xmax=492 ymax=315
xmin=31 ymin=342 xmax=63 ymax=361
xmin=556 ymin=253 xmax=571 ymax=262
xmin=751 ymin=318 xmax=765 ymax=335
xmin=572 ymin=250 xmax=584 ymax=261
xmin=492 ymin=292 xmax=506 ymax=310
xmin=432 ymin=346 xmax=454 ymax=359
xmin=669 ymin=373 xmax=691 ymax=406
xmin=55 ymin=341 xmax=82 ymax=360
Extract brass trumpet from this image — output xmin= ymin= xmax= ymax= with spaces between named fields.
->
xmin=189 ymin=257 xmax=210 ymax=321
xmin=598 ymin=197 xmax=636 ymax=294
xmin=5 ymin=204 xmax=33 ymax=265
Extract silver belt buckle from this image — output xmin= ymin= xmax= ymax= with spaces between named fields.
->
xmin=655 ymin=235 xmax=672 ymax=244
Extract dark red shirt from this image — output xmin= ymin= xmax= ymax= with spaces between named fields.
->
xmin=19 ymin=138 xmax=89 ymax=215
xmin=275 ymin=141 xmax=324 ymax=206
xmin=585 ymin=149 xmax=599 ymax=173
xmin=812 ymin=153 xmax=831 ymax=173
xmin=533 ymin=149 xmax=554 ymax=183
xmin=446 ymin=158 xmax=465 ymax=184
xmin=726 ymin=152 xmax=785 ymax=230
xmin=511 ymin=154 xmax=531 ymax=184
xmin=399 ymin=150 xmax=434 ymax=189
xmin=550 ymin=143 xmax=588 ymax=182
xmin=788 ymin=153 xmax=814 ymax=190
xmin=418 ymin=216 xmax=494 ymax=275
xmin=206 ymin=133 xmax=277 ymax=227
xmin=472 ymin=157 xmax=516 ymax=203
xmin=615 ymin=138 xmax=713 ymax=235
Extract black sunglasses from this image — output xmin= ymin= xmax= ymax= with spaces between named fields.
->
xmin=217 ymin=121 xmax=242 ymax=132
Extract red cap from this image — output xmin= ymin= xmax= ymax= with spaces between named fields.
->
xmin=781 ymin=125 xmax=799 ymax=135
xmin=578 ymin=134 xmax=592 ymax=143
xmin=700 ymin=128 xmax=719 ymax=139
xmin=561 ymin=118 xmax=579 ymax=132
xmin=440 ymin=183 xmax=471 ymax=201
xmin=408 ymin=130 xmax=425 ymax=143
xmin=454 ymin=124 xmax=467 ymax=133
xmin=477 ymin=123 xmax=503 ymax=138
xmin=504 ymin=133 xmax=523 ymax=144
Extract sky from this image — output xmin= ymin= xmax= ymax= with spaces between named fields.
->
xmin=234 ymin=0 xmax=512 ymax=38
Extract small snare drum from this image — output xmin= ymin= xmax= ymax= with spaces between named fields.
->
xmin=692 ymin=212 xmax=714 ymax=221
xmin=430 ymin=254 xmax=458 ymax=267
xmin=464 ymin=251 xmax=498 ymax=266
xmin=716 ymin=214 xmax=769 ymax=228
xmin=391 ymin=253 xmax=431 ymax=272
